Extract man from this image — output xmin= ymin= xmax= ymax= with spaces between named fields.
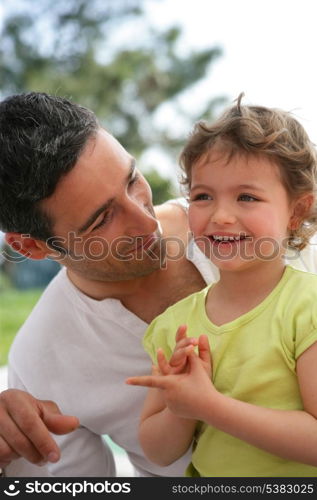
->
xmin=0 ymin=92 xmax=213 ymax=477
xmin=0 ymin=93 xmax=316 ymax=477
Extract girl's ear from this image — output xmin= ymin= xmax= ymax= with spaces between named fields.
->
xmin=288 ymin=193 xmax=314 ymax=230
xmin=4 ymin=232 xmax=51 ymax=260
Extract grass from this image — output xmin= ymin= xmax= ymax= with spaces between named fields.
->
xmin=0 ymin=278 xmax=43 ymax=366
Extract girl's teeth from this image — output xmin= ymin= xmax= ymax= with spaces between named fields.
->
xmin=213 ymin=235 xmax=246 ymax=241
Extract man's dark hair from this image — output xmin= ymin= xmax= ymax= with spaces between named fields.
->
xmin=0 ymin=92 xmax=99 ymax=240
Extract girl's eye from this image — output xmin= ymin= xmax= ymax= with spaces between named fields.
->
xmin=190 ymin=193 xmax=212 ymax=202
xmin=238 ymin=194 xmax=258 ymax=202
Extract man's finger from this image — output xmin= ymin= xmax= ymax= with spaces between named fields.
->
xmin=0 ymin=412 xmax=45 ymax=464
xmin=40 ymin=400 xmax=79 ymax=436
xmin=0 ymin=435 xmax=20 ymax=466
xmin=9 ymin=400 xmax=78 ymax=463
xmin=42 ymin=413 xmax=80 ymax=437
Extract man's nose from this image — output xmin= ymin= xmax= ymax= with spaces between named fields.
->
xmin=124 ymin=198 xmax=158 ymax=236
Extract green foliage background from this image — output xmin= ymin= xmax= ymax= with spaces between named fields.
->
xmin=0 ymin=286 xmax=42 ymax=366
xmin=0 ymin=0 xmax=226 ymax=203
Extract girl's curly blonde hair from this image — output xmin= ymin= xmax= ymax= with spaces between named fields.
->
xmin=179 ymin=93 xmax=317 ymax=250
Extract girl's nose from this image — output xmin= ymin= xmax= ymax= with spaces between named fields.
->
xmin=211 ymin=206 xmax=236 ymax=225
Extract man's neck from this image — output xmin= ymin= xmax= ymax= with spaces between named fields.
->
xmin=66 ymin=247 xmax=207 ymax=324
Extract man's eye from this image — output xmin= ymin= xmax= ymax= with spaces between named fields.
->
xmin=190 ymin=193 xmax=212 ymax=202
xmin=238 ymin=194 xmax=258 ymax=202
xmin=93 ymin=212 xmax=112 ymax=230
xmin=129 ymin=173 xmax=139 ymax=186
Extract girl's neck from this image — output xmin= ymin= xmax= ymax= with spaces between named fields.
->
xmin=206 ymin=260 xmax=286 ymax=326
xmin=218 ymin=261 xmax=286 ymax=299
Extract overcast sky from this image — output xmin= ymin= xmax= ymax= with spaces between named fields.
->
xmin=146 ymin=0 xmax=317 ymax=147
xmin=1 ymin=0 xmax=317 ymax=180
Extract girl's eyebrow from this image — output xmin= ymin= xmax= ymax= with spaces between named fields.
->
xmin=238 ymin=184 xmax=266 ymax=192
xmin=190 ymin=183 xmax=211 ymax=191
xmin=191 ymin=183 xmax=266 ymax=192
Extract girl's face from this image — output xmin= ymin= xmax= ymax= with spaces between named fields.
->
xmin=188 ymin=150 xmax=298 ymax=273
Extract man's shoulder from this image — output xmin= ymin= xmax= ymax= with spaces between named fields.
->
xmin=154 ymin=198 xmax=189 ymax=239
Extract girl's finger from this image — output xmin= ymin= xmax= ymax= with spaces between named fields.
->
xmin=126 ymin=375 xmax=168 ymax=390
xmin=169 ymin=345 xmax=194 ymax=368
xmin=175 ymin=325 xmax=188 ymax=343
xmin=198 ymin=335 xmax=211 ymax=362
xmin=156 ymin=348 xmax=170 ymax=375
xmin=198 ymin=335 xmax=213 ymax=374
xmin=175 ymin=337 xmax=198 ymax=350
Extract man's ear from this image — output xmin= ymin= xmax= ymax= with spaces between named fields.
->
xmin=289 ymin=193 xmax=314 ymax=230
xmin=4 ymin=232 xmax=51 ymax=260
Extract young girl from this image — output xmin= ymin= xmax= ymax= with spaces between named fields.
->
xmin=127 ymin=95 xmax=317 ymax=477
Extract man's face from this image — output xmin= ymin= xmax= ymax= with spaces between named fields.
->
xmin=41 ymin=128 xmax=165 ymax=281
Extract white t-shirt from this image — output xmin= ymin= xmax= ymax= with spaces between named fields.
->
xmin=5 ymin=228 xmax=317 ymax=477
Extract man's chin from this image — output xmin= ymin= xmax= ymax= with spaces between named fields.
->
xmin=102 ymin=260 xmax=163 ymax=282
xmin=114 ymin=247 xmax=166 ymax=281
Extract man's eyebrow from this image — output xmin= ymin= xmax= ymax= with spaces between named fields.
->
xmin=77 ymin=158 xmax=136 ymax=235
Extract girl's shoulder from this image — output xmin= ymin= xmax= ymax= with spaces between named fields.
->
xmin=286 ymin=265 xmax=317 ymax=290
xmin=281 ymin=267 xmax=317 ymax=359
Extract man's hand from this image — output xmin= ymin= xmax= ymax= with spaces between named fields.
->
xmin=0 ymin=389 xmax=79 ymax=468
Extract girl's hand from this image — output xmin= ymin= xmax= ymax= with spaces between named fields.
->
xmin=158 ymin=325 xmax=198 ymax=376
xmin=127 ymin=335 xmax=214 ymax=421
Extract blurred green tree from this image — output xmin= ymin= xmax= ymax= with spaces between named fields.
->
xmin=144 ymin=168 xmax=176 ymax=205
xmin=0 ymin=0 xmax=225 ymax=202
